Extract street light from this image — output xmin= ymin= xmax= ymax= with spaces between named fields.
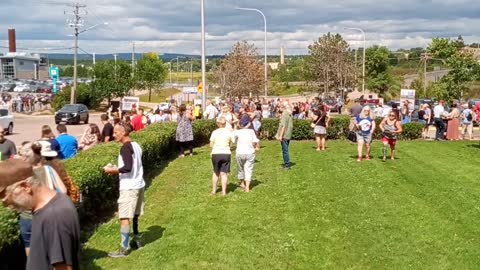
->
xmin=345 ymin=27 xmax=366 ymax=95
xmin=200 ymin=0 xmax=207 ymax=111
xmin=235 ymin=7 xmax=268 ymax=98
xmin=71 ymin=22 xmax=108 ymax=104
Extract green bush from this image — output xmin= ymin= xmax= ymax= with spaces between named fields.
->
xmin=260 ymin=117 xmax=422 ymax=141
xmin=259 ymin=116 xmax=351 ymax=140
xmin=0 ymin=207 xmax=20 ymax=249
xmin=52 ymin=84 xmax=102 ymax=111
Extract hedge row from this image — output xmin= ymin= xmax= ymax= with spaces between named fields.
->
xmin=259 ymin=116 xmax=424 ymax=141
xmin=0 ymin=120 xmax=217 ymax=253
xmin=0 ymin=117 xmax=422 ymax=253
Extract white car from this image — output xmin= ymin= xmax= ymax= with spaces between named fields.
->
xmin=13 ymin=84 xmax=31 ymax=92
xmin=0 ymin=108 xmax=14 ymax=134
xmin=158 ymin=102 xmax=170 ymax=111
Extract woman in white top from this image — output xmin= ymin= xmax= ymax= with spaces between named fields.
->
xmin=209 ymin=117 xmax=234 ymax=196
xmin=217 ymin=105 xmax=238 ymax=130
xmin=233 ymin=119 xmax=259 ymax=192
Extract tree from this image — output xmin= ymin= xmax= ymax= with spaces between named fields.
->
xmin=89 ymin=60 xmax=134 ymax=104
xmin=135 ymin=53 xmax=168 ymax=102
xmin=304 ymin=33 xmax=355 ymax=95
xmin=365 ymin=46 xmax=402 ymax=99
xmin=428 ymin=37 xmax=480 ymax=101
xmin=214 ymin=41 xmax=263 ymax=98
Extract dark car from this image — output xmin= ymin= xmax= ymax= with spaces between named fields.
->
xmin=55 ymin=104 xmax=89 ymax=125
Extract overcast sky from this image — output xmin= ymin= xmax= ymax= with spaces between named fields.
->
xmin=0 ymin=0 xmax=479 ymax=56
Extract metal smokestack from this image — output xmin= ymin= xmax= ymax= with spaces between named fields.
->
xmin=8 ymin=29 xmax=16 ymax=53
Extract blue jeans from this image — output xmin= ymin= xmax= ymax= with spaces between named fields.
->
xmin=434 ymin=118 xmax=445 ymax=140
xmin=281 ymin=139 xmax=290 ymax=168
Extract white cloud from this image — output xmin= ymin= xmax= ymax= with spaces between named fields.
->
xmin=0 ymin=0 xmax=479 ymax=55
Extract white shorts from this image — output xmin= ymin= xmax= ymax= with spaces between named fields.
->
xmin=118 ymin=188 xmax=145 ymax=219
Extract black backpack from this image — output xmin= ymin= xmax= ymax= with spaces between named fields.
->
xmin=466 ymin=110 xmax=473 ymax=121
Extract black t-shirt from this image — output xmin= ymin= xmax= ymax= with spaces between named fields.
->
xmin=101 ymin=122 xmax=114 ymax=142
xmin=27 ymin=193 xmax=80 ymax=270
xmin=315 ymin=112 xmax=327 ymax=127
xmin=418 ymin=110 xmax=425 ymax=120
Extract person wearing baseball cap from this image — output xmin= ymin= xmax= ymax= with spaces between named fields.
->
xmin=0 ymin=159 xmax=80 ymax=270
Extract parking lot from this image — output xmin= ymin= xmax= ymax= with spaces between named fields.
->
xmin=7 ymin=113 xmax=102 ymax=146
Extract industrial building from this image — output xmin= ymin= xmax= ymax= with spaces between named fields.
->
xmin=0 ymin=29 xmax=49 ymax=80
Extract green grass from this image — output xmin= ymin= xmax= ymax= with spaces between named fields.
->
xmin=138 ymin=88 xmax=181 ymax=103
xmin=81 ymin=141 xmax=480 ymax=269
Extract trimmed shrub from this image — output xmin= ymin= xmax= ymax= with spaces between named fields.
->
xmin=259 ymin=116 xmax=422 ymax=141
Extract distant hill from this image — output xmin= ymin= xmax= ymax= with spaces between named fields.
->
xmin=47 ymin=53 xmax=225 ymax=62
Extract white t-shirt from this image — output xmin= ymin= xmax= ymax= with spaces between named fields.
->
xmin=210 ymin=128 xmax=234 ymax=155
xmin=118 ymin=142 xmax=145 ymax=191
xmin=233 ymin=129 xmax=259 ymax=155
xmin=434 ymin=105 xmax=444 ymax=118
xmin=205 ymin=104 xmax=218 ymax=120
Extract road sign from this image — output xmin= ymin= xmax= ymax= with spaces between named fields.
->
xmin=49 ymin=66 xmax=60 ymax=94
xmin=197 ymin=82 xmax=203 ymax=93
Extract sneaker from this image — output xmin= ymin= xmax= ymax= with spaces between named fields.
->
xmin=382 ymin=156 xmax=387 ymax=162
xmin=130 ymin=236 xmax=142 ymax=250
xmin=108 ymin=246 xmax=130 ymax=258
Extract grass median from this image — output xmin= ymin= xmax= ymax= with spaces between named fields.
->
xmin=81 ymin=140 xmax=480 ymax=269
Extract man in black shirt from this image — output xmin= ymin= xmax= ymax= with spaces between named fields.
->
xmin=0 ymin=160 xmax=80 ymax=270
xmin=101 ymin=113 xmax=114 ymax=142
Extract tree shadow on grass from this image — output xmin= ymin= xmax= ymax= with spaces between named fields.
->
xmin=141 ymin=225 xmax=166 ymax=247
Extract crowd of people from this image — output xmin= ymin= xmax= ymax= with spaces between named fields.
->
xmin=0 ymin=93 xmax=52 ymax=113
xmin=0 ymin=95 xmax=479 ymax=268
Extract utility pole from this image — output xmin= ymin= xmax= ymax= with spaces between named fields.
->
xmin=176 ymin=56 xmax=179 ymax=85
xmin=132 ymin=41 xmax=136 ymax=78
xmin=66 ymin=2 xmax=86 ymax=104
xmin=421 ymin=52 xmax=431 ymax=96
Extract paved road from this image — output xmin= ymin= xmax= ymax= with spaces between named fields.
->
xmin=7 ymin=113 xmax=102 ymax=147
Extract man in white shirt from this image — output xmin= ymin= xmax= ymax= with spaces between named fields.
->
xmin=433 ymin=100 xmax=446 ymax=140
xmin=204 ymin=100 xmax=219 ymax=120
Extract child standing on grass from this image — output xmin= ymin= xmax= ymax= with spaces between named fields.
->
xmin=233 ymin=118 xmax=259 ymax=193
xmin=210 ymin=117 xmax=234 ymax=196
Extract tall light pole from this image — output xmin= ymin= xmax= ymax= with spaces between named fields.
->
xmin=236 ymin=7 xmax=268 ymax=98
xmin=345 ymin=27 xmax=366 ymax=95
xmin=201 ymin=0 xmax=206 ymax=110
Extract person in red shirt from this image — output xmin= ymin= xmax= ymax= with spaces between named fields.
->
xmin=474 ymin=102 xmax=480 ymax=122
xmin=130 ymin=109 xmax=145 ymax=132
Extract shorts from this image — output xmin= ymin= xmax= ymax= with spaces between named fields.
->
xmin=314 ymin=126 xmax=327 ymax=135
xmin=118 ymin=188 xmax=145 ymax=219
xmin=19 ymin=216 xmax=32 ymax=248
xmin=212 ymin=154 xmax=231 ymax=174
xmin=356 ymin=133 xmax=372 ymax=144
xmin=382 ymin=137 xmax=397 ymax=146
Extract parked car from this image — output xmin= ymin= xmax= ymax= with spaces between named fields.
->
xmin=158 ymin=102 xmax=171 ymax=111
xmin=0 ymin=108 xmax=14 ymax=134
xmin=55 ymin=104 xmax=89 ymax=125
xmin=13 ymin=84 xmax=32 ymax=92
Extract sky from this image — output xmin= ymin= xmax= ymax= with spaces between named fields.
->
xmin=0 ymin=0 xmax=479 ymax=56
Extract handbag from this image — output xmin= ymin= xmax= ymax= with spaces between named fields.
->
xmin=347 ymin=131 xmax=357 ymax=142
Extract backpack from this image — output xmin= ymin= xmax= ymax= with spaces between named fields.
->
xmin=466 ymin=110 xmax=473 ymax=121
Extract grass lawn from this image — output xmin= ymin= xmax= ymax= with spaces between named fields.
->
xmin=138 ymin=88 xmax=181 ymax=103
xmin=81 ymin=140 xmax=480 ymax=269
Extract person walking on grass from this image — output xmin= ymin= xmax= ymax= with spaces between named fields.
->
xmin=176 ymin=104 xmax=195 ymax=157
xmin=313 ymin=104 xmax=330 ymax=151
xmin=104 ymin=122 xmax=145 ymax=257
xmin=354 ymin=106 xmax=376 ymax=162
xmin=460 ymin=103 xmax=474 ymax=140
xmin=379 ymin=111 xmax=403 ymax=161
xmin=276 ymin=103 xmax=293 ymax=170
xmin=233 ymin=118 xmax=259 ymax=193
xmin=209 ymin=117 xmax=234 ymax=196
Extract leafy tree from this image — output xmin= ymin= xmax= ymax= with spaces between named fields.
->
xmin=428 ymin=37 xmax=480 ymax=101
xmin=304 ymin=33 xmax=355 ymax=94
xmin=365 ymin=46 xmax=402 ymax=99
xmin=60 ymin=65 xmax=91 ymax=78
xmin=89 ymin=60 xmax=134 ymax=104
xmin=135 ymin=53 xmax=168 ymax=102
xmin=214 ymin=41 xmax=263 ymax=98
